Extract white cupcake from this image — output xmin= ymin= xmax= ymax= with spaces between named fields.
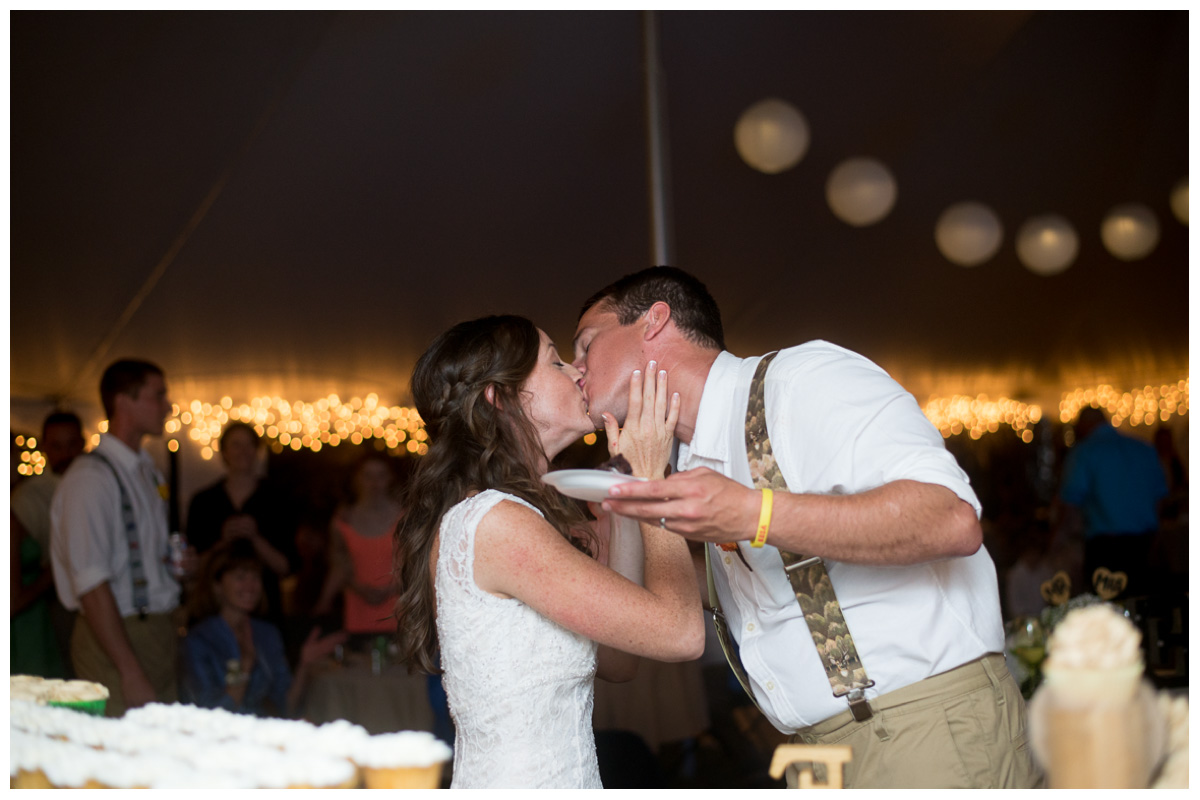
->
xmin=85 ymin=748 xmax=190 ymax=789
xmin=101 ymin=722 xmax=179 ymax=757
xmin=1042 ymin=604 xmax=1144 ymax=705
xmin=256 ymin=748 xmax=359 ymax=789
xmin=10 ymin=729 xmax=58 ymax=788
xmin=49 ymin=709 xmax=122 ymax=749
xmin=10 ymin=700 xmax=86 ymax=739
xmin=148 ymin=766 xmax=251 ymax=790
xmin=242 ymin=715 xmax=317 ymax=750
xmin=355 ymin=731 xmax=453 ymax=789
xmin=294 ymin=719 xmax=372 ymax=759
xmin=28 ymin=737 xmax=106 ymax=789
xmin=122 ymin=701 xmax=193 ymax=733
xmin=8 ymin=698 xmax=47 ymax=733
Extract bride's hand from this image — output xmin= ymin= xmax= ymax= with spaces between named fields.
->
xmin=601 ymin=361 xmax=680 ymax=480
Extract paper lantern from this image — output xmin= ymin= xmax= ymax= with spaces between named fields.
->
xmin=1100 ymin=203 xmax=1160 ymax=261
xmin=935 ymin=202 xmax=1003 ymax=267
xmin=1169 ymin=179 xmax=1187 ymax=225
xmin=826 ymin=157 xmax=897 ymax=226
xmin=734 ymin=98 xmax=810 ymax=174
xmin=1016 ymin=215 xmax=1078 ymax=276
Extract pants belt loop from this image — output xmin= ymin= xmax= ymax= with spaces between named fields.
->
xmin=872 ymin=708 xmax=891 ymax=742
xmin=980 ymin=654 xmax=1004 ymax=707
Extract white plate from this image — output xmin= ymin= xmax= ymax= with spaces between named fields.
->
xmin=541 ymin=469 xmax=646 ymax=502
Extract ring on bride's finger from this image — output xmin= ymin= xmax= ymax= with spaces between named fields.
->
xmin=659 ymin=517 xmax=668 ymax=529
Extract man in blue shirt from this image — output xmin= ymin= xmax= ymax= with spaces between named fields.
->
xmin=1059 ymin=407 xmax=1167 ymax=600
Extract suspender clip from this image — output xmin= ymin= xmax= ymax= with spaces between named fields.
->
xmin=846 ymin=688 xmax=873 ymax=722
xmin=784 ymin=555 xmax=823 ymax=573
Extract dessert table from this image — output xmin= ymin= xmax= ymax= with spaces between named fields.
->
xmin=303 ymin=652 xmax=434 ymax=736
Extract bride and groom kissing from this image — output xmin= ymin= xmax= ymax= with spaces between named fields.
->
xmin=391 ymin=266 xmax=1038 ymax=790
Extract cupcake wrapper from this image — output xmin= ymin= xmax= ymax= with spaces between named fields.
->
xmin=48 ymin=699 xmax=108 ymax=717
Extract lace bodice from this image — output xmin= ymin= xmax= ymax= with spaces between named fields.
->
xmin=435 ymin=490 xmax=601 ymax=789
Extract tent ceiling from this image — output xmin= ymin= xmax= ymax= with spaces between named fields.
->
xmin=10 ymin=10 xmax=1189 ymax=433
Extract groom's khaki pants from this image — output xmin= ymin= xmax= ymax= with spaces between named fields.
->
xmin=785 ymin=654 xmax=1043 ymax=789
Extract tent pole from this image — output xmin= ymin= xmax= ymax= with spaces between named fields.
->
xmin=643 ymin=11 xmax=674 ymax=267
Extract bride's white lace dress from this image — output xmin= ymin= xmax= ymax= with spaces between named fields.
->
xmin=435 ymin=490 xmax=602 ymax=788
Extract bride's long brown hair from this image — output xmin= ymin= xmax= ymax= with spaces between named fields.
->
xmin=393 ymin=315 xmax=595 ymax=675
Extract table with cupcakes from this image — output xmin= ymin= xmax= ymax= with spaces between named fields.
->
xmin=10 ymin=675 xmax=451 ymax=789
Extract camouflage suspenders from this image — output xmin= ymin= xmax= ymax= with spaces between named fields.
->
xmin=706 ymin=352 xmax=875 ymax=722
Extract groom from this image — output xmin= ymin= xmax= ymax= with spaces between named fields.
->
xmin=572 ymin=266 xmax=1039 ymax=789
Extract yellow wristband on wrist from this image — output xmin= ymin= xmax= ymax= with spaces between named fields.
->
xmin=751 ymin=488 xmax=773 ymax=548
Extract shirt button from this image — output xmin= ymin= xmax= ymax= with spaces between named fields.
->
xmin=724 ymin=556 xmax=732 ymax=565
xmin=746 ymin=622 xmax=755 ymax=632
xmin=766 ymin=681 xmax=775 ymax=691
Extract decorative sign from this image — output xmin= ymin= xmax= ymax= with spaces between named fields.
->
xmin=1040 ymin=571 xmax=1072 ymax=606
xmin=1092 ymin=567 xmax=1128 ymax=600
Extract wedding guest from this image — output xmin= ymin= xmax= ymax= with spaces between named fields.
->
xmin=185 ymin=422 xmax=297 ymax=625
xmin=1004 ymin=525 xmax=1056 ymax=619
xmin=11 ymin=411 xmax=85 ymax=678
xmin=1059 ymin=406 xmax=1167 ymax=599
xmin=50 ymin=360 xmax=192 ymax=716
xmin=279 ymin=509 xmax=340 ymax=667
xmin=183 ymin=539 xmax=346 ymax=717
xmin=392 ymin=315 xmax=703 ymax=789
xmin=574 ymin=267 xmax=1037 ymax=789
xmin=314 ymin=453 xmax=402 ymax=640
xmin=12 ymin=510 xmax=67 ymax=677
xmin=1153 ymin=425 xmax=1187 ymax=527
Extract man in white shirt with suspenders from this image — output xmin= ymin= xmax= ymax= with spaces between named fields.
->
xmin=573 ymin=267 xmax=1039 ymax=789
xmin=50 ymin=359 xmax=183 ymax=716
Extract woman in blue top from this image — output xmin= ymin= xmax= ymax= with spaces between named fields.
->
xmin=183 ymin=539 xmax=346 ymax=716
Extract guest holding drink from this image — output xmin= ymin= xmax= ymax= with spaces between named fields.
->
xmin=183 ymin=539 xmax=346 ymax=717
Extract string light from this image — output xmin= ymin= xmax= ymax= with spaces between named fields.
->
xmin=12 ymin=377 xmax=1189 ymax=479
xmin=165 ymin=393 xmax=428 ymax=460
xmin=13 ymin=445 xmax=47 ymax=477
xmin=922 ymin=395 xmax=1043 ymax=441
xmin=921 ymin=375 xmax=1188 ymax=440
xmin=1058 ymin=379 xmax=1189 ymax=428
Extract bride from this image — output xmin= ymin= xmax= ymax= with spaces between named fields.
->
xmin=393 ymin=315 xmax=703 ymax=788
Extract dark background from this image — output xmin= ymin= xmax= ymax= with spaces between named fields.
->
xmin=11 ymin=11 xmax=1188 ymax=432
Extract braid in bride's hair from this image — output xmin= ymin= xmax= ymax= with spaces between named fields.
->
xmin=393 ymin=315 xmax=595 ymax=675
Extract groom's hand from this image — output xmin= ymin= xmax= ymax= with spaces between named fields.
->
xmin=601 ymin=467 xmax=760 ymax=544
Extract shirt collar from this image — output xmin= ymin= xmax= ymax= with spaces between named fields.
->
xmin=96 ymin=432 xmax=152 ymax=472
xmin=682 ymin=350 xmax=743 ymax=466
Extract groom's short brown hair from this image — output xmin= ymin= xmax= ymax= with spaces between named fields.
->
xmin=580 ymin=266 xmax=725 ymax=351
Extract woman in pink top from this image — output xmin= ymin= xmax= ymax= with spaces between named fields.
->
xmin=316 ymin=454 xmax=403 ymax=635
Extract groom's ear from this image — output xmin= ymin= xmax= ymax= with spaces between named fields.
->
xmin=642 ymin=301 xmax=671 ymax=341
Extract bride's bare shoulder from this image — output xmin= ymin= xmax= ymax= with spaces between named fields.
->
xmin=475 ymin=496 xmax=556 ymax=543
